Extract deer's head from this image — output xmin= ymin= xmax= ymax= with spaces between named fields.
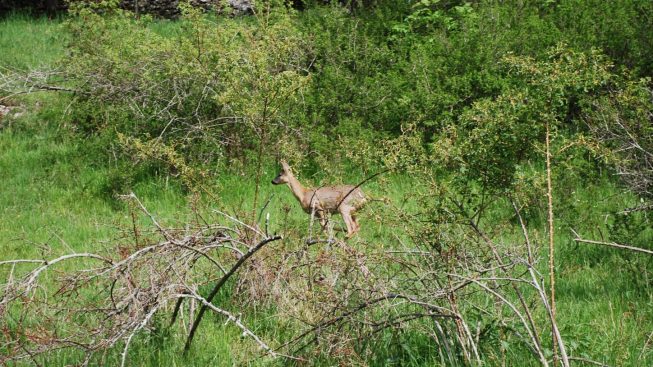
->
xmin=271 ymin=161 xmax=292 ymax=185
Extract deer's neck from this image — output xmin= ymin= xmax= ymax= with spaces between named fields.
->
xmin=286 ymin=175 xmax=307 ymax=204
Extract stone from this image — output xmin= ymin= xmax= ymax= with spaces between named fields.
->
xmin=228 ymin=0 xmax=253 ymax=15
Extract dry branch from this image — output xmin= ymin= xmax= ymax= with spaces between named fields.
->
xmin=572 ymin=229 xmax=653 ymax=255
xmin=0 ymin=194 xmax=286 ymax=366
xmin=0 ymin=66 xmax=79 ymax=102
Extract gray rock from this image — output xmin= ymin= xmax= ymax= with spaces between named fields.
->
xmin=228 ymin=0 xmax=253 ymax=15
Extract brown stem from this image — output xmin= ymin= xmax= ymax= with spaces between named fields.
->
xmin=546 ymin=120 xmax=559 ymax=366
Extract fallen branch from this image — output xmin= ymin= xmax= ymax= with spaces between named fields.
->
xmin=571 ymin=229 xmax=653 ymax=256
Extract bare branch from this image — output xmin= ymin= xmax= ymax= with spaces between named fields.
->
xmin=572 ymin=229 xmax=653 ymax=255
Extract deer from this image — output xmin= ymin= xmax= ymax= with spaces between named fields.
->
xmin=271 ymin=161 xmax=367 ymax=238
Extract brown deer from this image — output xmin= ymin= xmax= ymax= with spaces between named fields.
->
xmin=271 ymin=161 xmax=367 ymax=238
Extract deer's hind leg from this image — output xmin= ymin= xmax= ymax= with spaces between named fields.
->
xmin=339 ymin=206 xmax=356 ymax=238
xmin=351 ymin=211 xmax=360 ymax=233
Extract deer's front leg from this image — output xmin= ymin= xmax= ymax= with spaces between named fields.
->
xmin=317 ymin=210 xmax=328 ymax=229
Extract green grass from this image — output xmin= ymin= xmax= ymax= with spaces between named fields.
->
xmin=1 ymin=12 xmax=653 ymax=367
xmin=0 ymin=13 xmax=66 ymax=68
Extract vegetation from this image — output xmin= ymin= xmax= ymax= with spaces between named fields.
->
xmin=1 ymin=1 xmax=652 ymax=365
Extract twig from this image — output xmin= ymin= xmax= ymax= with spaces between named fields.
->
xmin=571 ymin=230 xmax=653 ymax=255
xmin=619 ymin=204 xmax=653 ymax=214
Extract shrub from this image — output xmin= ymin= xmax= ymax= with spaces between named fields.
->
xmin=65 ymin=2 xmax=311 ymax=176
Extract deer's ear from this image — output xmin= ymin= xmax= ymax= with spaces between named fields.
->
xmin=281 ymin=160 xmax=290 ymax=172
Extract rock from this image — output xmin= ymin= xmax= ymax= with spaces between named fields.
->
xmin=228 ymin=0 xmax=253 ymax=15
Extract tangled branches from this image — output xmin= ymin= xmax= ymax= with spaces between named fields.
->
xmin=1 ymin=186 xmax=583 ymax=366
xmin=229 ymin=194 xmax=573 ymax=366
xmin=0 ymin=193 xmax=283 ymax=365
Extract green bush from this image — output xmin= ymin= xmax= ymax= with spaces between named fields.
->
xmin=59 ymin=0 xmax=652 ymax=200
xmin=65 ymin=2 xmax=311 ymax=176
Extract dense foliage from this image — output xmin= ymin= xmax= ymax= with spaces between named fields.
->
xmin=61 ymin=0 xmax=652 ymax=198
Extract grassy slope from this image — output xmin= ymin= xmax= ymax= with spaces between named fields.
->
xmin=1 ymin=14 xmax=652 ymax=366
